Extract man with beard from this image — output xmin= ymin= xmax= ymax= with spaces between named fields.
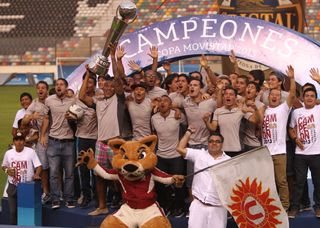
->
xmin=41 ymin=78 xmax=76 ymax=209
xmin=204 ymin=86 xmax=259 ymax=157
xmin=22 ymin=81 xmax=50 ymax=204
xmin=151 ymin=95 xmax=187 ymax=217
xmin=261 ymin=65 xmax=296 ymax=211
xmin=79 ymin=64 xmax=126 ymax=215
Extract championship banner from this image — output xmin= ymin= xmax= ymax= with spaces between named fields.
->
xmin=67 ymin=14 xmax=320 ymax=94
xmin=210 ymin=147 xmax=289 ymax=228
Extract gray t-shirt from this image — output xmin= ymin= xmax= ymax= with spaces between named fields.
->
xmin=183 ymin=97 xmax=217 ymax=146
xmin=147 ymin=86 xmax=167 ymax=100
xmin=151 ymin=110 xmax=186 ymax=158
xmin=169 ymin=92 xmax=185 ymax=108
xmin=44 ymin=95 xmax=75 ymax=139
xmin=213 ymin=106 xmax=252 ymax=152
xmin=241 ymin=100 xmax=264 ymax=147
xmin=75 ymin=98 xmax=98 ymax=140
xmin=127 ymin=98 xmax=152 ymax=140
xmin=94 ymin=94 xmax=120 ymax=141
xmin=26 ymin=98 xmax=47 ymax=136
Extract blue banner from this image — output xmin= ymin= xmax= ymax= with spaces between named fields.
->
xmin=67 ymin=14 xmax=320 ymax=93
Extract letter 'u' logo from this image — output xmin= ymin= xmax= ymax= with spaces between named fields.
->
xmin=228 ymin=177 xmax=283 ymax=227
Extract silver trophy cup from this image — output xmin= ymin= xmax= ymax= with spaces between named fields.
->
xmin=89 ymin=1 xmax=137 ymax=76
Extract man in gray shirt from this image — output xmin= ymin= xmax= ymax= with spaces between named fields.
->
xmin=151 ymin=95 xmax=187 ymax=217
xmin=144 ymin=69 xmax=167 ymax=100
xmin=41 ymin=78 xmax=76 ymax=209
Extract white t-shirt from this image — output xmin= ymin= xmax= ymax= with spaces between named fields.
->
xmin=262 ymin=102 xmax=291 ymax=155
xmin=289 ymin=105 xmax=320 ymax=155
xmin=2 ymin=147 xmax=41 ymax=185
xmin=185 ymin=148 xmax=230 ymax=206
xmin=12 ymin=108 xmax=26 ymax=128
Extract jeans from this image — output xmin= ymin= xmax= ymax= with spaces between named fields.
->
xmin=78 ymin=138 xmax=96 ymax=199
xmin=47 ymin=139 xmax=74 ymax=202
xmin=291 ymin=154 xmax=320 ymax=210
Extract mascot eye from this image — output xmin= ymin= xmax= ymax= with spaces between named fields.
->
xmin=123 ymin=155 xmax=129 ymax=160
xmin=138 ymin=151 xmax=146 ymax=159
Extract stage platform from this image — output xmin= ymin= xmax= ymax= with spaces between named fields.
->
xmin=1 ymin=198 xmax=320 ymax=227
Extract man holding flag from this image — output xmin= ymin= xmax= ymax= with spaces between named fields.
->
xmin=177 ymin=128 xmax=230 ymax=228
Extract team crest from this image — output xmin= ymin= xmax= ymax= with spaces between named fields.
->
xmin=228 ymin=177 xmax=283 ymax=228
xmin=218 ymin=0 xmax=303 ymax=32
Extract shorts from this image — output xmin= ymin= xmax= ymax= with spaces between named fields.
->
xmin=114 ymin=203 xmax=164 ymax=227
xmin=35 ymin=142 xmax=49 ymax=170
xmin=95 ymin=141 xmax=114 ymax=170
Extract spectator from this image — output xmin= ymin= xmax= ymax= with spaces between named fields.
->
xmin=2 ymin=132 xmax=42 ymax=225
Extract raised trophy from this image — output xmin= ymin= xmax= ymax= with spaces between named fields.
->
xmin=89 ymin=1 xmax=137 ymax=76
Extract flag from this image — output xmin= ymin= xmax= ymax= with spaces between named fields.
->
xmin=210 ymin=146 xmax=289 ymax=228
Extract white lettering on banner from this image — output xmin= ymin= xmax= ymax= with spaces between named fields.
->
xmin=138 ymin=34 xmax=153 ymax=54
xmin=120 ymin=18 xmax=299 ymax=60
xmin=153 ymin=23 xmax=179 ymax=46
xmin=182 ymin=19 xmax=197 ymax=39
xmin=261 ymin=29 xmax=282 ymax=51
xmin=279 ymin=38 xmax=298 ymax=57
xmin=201 ymin=19 xmax=217 ymax=38
xmin=220 ymin=20 xmax=237 ymax=39
xmin=239 ymin=23 xmax=264 ymax=44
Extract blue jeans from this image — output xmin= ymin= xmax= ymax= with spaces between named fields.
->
xmin=47 ymin=139 xmax=75 ymax=202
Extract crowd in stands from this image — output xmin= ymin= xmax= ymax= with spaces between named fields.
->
xmin=2 ymin=44 xmax=320 ymax=225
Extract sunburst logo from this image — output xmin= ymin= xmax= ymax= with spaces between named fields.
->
xmin=228 ymin=177 xmax=282 ymax=228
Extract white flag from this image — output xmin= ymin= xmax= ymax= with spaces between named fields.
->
xmin=210 ymin=146 xmax=289 ymax=228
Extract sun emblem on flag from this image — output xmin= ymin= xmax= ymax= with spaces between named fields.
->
xmin=228 ymin=177 xmax=282 ymax=228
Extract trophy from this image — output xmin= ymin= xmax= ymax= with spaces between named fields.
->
xmin=89 ymin=1 xmax=137 ymax=76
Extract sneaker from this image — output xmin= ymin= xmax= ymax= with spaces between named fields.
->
xmin=185 ymin=211 xmax=189 ymax=218
xmin=41 ymin=193 xmax=51 ymax=205
xmin=173 ymin=208 xmax=185 ymax=218
xmin=288 ymin=209 xmax=299 ymax=219
xmin=300 ymin=204 xmax=312 ymax=212
xmin=111 ymin=195 xmax=121 ymax=209
xmin=65 ymin=201 xmax=76 ymax=209
xmin=88 ymin=208 xmax=109 ymax=216
xmin=79 ymin=197 xmax=91 ymax=209
xmin=164 ymin=208 xmax=171 ymax=217
xmin=316 ymin=209 xmax=320 ymax=218
xmin=77 ymin=194 xmax=84 ymax=205
xmin=52 ymin=201 xmax=61 ymax=209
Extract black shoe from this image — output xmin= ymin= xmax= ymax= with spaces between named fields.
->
xmin=111 ymin=195 xmax=121 ymax=209
xmin=80 ymin=197 xmax=91 ymax=209
xmin=164 ymin=208 xmax=172 ymax=217
xmin=52 ymin=201 xmax=61 ymax=209
xmin=173 ymin=208 xmax=185 ymax=218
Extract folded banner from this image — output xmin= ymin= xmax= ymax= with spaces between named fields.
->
xmin=210 ymin=146 xmax=289 ymax=228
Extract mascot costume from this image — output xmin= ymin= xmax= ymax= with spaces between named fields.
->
xmin=76 ymin=135 xmax=184 ymax=228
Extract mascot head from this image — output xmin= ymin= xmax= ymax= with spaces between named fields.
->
xmin=108 ymin=135 xmax=158 ymax=181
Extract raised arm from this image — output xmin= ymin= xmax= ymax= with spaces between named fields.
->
xmin=148 ymin=46 xmax=158 ymax=73
xmin=310 ymin=67 xmax=320 ymax=84
xmin=229 ymin=50 xmax=240 ymax=75
xmin=79 ymin=65 xmax=94 ymax=107
xmin=176 ymin=127 xmax=195 ymax=157
xmin=200 ymin=54 xmax=217 ymax=86
xmin=286 ymin=65 xmax=296 ymax=108
xmin=116 ymin=45 xmax=126 ymax=79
